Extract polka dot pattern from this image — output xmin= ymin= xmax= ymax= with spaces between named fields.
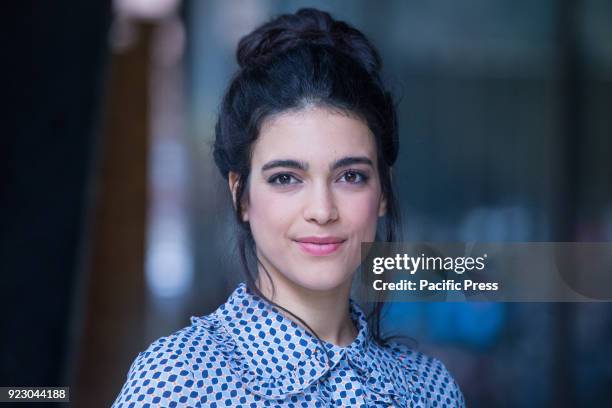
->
xmin=112 ymin=282 xmax=465 ymax=407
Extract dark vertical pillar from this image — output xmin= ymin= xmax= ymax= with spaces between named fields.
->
xmin=72 ymin=22 xmax=153 ymax=406
xmin=551 ymin=0 xmax=583 ymax=407
xmin=0 ymin=0 xmax=111 ymax=388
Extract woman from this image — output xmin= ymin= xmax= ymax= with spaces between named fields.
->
xmin=113 ymin=8 xmax=465 ymax=407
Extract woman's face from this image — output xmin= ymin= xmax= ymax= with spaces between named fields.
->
xmin=230 ymin=106 xmax=386 ymax=292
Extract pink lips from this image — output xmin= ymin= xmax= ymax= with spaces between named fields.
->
xmin=294 ymin=236 xmax=346 ymax=256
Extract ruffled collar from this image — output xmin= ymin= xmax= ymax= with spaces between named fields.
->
xmin=191 ymin=282 xmax=422 ymax=406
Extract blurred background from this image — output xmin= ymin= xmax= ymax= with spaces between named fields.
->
xmin=3 ymin=0 xmax=612 ymax=406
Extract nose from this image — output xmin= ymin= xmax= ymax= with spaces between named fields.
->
xmin=303 ymin=181 xmax=339 ymax=225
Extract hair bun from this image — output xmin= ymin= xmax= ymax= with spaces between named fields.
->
xmin=236 ymin=8 xmax=382 ymax=75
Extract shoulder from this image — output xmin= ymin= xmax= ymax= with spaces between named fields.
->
xmin=385 ymin=341 xmax=466 ymax=408
xmin=112 ymin=313 xmax=230 ymax=407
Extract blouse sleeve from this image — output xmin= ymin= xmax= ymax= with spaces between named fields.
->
xmin=427 ymin=357 xmax=466 ymax=408
xmin=406 ymin=354 xmax=465 ymax=408
xmin=111 ymin=335 xmax=200 ymax=407
xmin=391 ymin=343 xmax=466 ymax=408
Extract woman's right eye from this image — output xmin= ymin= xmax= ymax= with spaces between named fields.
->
xmin=268 ymin=173 xmax=301 ymax=185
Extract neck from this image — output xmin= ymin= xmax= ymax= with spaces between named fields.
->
xmin=254 ymin=266 xmax=358 ymax=347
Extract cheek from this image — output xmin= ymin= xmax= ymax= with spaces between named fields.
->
xmin=247 ymin=187 xmax=291 ymax=237
xmin=343 ymin=193 xmax=381 ymax=239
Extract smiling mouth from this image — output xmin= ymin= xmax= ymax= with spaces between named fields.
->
xmin=294 ymin=240 xmax=346 ymax=256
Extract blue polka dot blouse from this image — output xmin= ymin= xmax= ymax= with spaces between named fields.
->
xmin=112 ymin=282 xmax=465 ymax=407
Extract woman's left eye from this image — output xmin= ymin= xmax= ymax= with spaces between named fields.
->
xmin=338 ymin=170 xmax=368 ymax=184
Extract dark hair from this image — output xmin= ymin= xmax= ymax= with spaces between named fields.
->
xmin=212 ymin=8 xmax=403 ymax=365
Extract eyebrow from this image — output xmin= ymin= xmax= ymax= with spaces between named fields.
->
xmin=260 ymin=156 xmax=374 ymax=172
xmin=331 ymin=156 xmax=373 ymax=170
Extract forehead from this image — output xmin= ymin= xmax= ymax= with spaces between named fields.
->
xmin=252 ymin=107 xmax=377 ymax=165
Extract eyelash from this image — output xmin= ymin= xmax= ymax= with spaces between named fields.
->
xmin=267 ymin=170 xmax=370 ymax=186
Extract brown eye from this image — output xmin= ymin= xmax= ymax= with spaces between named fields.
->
xmin=339 ymin=170 xmax=369 ymax=184
xmin=277 ymin=175 xmax=291 ymax=184
xmin=268 ymin=173 xmax=300 ymax=185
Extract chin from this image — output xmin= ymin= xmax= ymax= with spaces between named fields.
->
xmin=289 ymin=267 xmax=352 ymax=292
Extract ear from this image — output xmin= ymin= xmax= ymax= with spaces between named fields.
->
xmin=228 ymin=171 xmax=249 ymax=222
xmin=378 ymin=193 xmax=387 ymax=217
xmin=378 ymin=167 xmax=392 ymax=217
